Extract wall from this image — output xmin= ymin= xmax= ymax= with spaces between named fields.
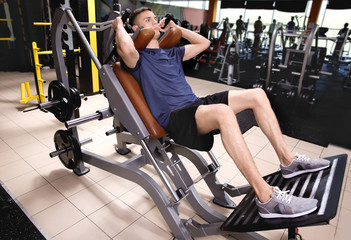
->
xmin=182 ymin=8 xmax=208 ymax=29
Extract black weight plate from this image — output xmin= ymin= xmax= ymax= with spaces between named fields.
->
xmin=54 ymin=130 xmax=81 ymax=169
xmin=48 ymin=81 xmax=74 ymax=122
xmin=70 ymin=87 xmax=81 ymax=109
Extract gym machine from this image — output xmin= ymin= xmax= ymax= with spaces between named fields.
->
xmin=39 ymin=6 xmax=347 ymax=239
xmin=212 ymin=18 xmax=242 ymax=85
xmin=254 ymin=22 xmax=331 ymax=107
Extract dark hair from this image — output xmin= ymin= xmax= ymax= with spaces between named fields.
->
xmin=129 ymin=7 xmax=152 ymax=26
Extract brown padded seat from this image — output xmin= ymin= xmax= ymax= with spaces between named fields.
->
xmin=113 ymin=62 xmax=167 ymax=139
xmin=112 ymin=27 xmax=182 ymax=139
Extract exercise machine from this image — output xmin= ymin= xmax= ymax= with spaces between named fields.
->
xmin=254 ymin=22 xmax=330 ymax=107
xmin=213 ymin=18 xmax=241 ymax=85
xmin=42 ymin=6 xmax=348 ymax=239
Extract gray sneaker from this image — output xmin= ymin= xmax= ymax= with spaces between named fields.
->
xmin=255 ymin=186 xmax=318 ymax=218
xmin=280 ymin=153 xmax=330 ymax=179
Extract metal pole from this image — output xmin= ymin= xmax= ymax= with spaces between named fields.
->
xmin=140 ymin=139 xmax=180 ymax=202
xmin=65 ymin=9 xmax=102 ymax=70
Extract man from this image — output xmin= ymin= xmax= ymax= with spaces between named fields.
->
xmin=268 ymin=19 xmax=276 ymax=44
xmin=253 ymin=16 xmax=263 ymax=53
xmin=286 ymin=16 xmax=296 ymax=46
xmin=112 ymin=7 xmax=330 ymax=219
xmin=236 ymin=15 xmax=244 ymax=41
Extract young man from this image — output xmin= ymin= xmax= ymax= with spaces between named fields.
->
xmin=235 ymin=15 xmax=244 ymax=41
xmin=286 ymin=16 xmax=296 ymax=46
xmin=112 ymin=7 xmax=330 ymax=219
xmin=253 ymin=16 xmax=263 ymax=53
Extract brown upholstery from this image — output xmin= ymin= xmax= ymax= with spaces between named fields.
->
xmin=111 ymin=27 xmax=183 ymax=139
xmin=159 ymin=28 xmax=182 ymax=49
xmin=113 ymin=62 xmax=167 ymax=139
xmin=133 ymin=28 xmax=155 ymax=50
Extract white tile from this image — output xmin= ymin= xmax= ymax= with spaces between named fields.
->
xmin=114 ymin=216 xmax=172 ymax=240
xmin=244 ymin=133 xmax=270 ymax=148
xmin=51 ymin=173 xmax=95 ymax=198
xmin=17 ymin=183 xmax=64 ymax=215
xmin=52 ymin=218 xmax=110 ymax=240
xmin=255 ymin=148 xmax=280 ymax=165
xmin=144 ymin=206 xmax=171 ymax=233
xmin=88 ymin=198 xmax=141 ymax=237
xmin=68 ymin=183 xmax=116 ymax=215
xmin=13 ymin=141 xmax=50 ymax=159
xmin=22 ymin=150 xmax=57 ymax=169
xmin=0 ymin=140 xmax=11 ymax=152
xmin=36 ymin=160 xmax=71 ymax=183
xmin=0 ymin=159 xmax=33 ymax=182
xmin=295 ymin=140 xmax=324 ymax=155
xmin=4 ymin=132 xmax=38 ymax=148
xmin=0 ymin=125 xmax=27 ymax=139
xmin=5 ymin=170 xmax=48 ymax=197
xmin=98 ymin=174 xmax=138 ymax=198
xmin=119 ymin=185 xmax=156 ymax=215
xmin=33 ymin=199 xmax=85 ymax=238
xmin=341 ymin=190 xmax=351 ymax=211
xmin=0 ymin=149 xmax=22 ymax=166
xmin=292 ymin=147 xmax=321 ymax=159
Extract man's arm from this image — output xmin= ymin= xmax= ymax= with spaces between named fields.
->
xmin=163 ymin=20 xmax=210 ymax=61
xmin=112 ymin=17 xmax=139 ymax=69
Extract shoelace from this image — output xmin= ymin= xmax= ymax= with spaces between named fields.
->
xmin=295 ymin=153 xmax=311 ymax=163
xmin=273 ymin=186 xmax=292 ymax=204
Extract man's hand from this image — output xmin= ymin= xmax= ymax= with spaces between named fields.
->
xmin=112 ymin=16 xmax=123 ymax=32
xmin=159 ymin=18 xmax=177 ymax=32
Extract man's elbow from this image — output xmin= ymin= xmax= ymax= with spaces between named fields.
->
xmin=201 ymin=38 xmax=210 ymax=51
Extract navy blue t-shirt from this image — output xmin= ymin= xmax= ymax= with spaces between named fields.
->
xmin=123 ymin=46 xmax=199 ymax=127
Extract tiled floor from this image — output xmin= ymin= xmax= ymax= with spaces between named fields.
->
xmin=0 ymin=69 xmax=350 ymax=240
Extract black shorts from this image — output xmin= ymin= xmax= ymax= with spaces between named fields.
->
xmin=165 ymin=91 xmax=229 ymax=151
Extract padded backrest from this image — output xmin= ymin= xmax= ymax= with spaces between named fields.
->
xmin=133 ymin=27 xmax=155 ymax=50
xmin=159 ymin=28 xmax=182 ymax=49
xmin=112 ymin=27 xmax=182 ymax=139
xmin=113 ymin=62 xmax=167 ymax=139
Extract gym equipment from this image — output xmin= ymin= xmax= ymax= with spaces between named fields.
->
xmin=343 ymin=63 xmax=351 ymax=90
xmin=50 ymin=129 xmax=92 ymax=175
xmin=254 ymin=22 xmax=331 ymax=107
xmin=47 ymin=7 xmax=347 ymax=239
xmin=24 ymin=80 xmax=84 ymax=122
xmin=329 ymin=28 xmax=351 ymax=63
xmin=20 ymin=41 xmax=81 ymax=105
xmin=212 ymin=18 xmax=242 ymax=85
xmin=194 ymin=20 xmax=228 ymax=69
xmin=162 ymin=13 xmax=175 ymax=29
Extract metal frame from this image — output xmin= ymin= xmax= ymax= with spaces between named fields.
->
xmin=49 ymin=7 xmax=346 ymax=240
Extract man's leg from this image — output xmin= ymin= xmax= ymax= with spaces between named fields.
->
xmin=195 ymin=102 xmax=273 ymax=202
xmin=227 ymin=88 xmax=294 ymax=166
xmin=195 ymin=89 xmax=324 ymax=218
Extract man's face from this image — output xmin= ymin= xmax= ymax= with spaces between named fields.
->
xmin=133 ymin=10 xmax=160 ymax=38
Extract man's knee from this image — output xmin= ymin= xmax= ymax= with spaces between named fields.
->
xmin=252 ymin=88 xmax=270 ymax=106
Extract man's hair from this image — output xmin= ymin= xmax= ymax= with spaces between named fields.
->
xmin=129 ymin=7 xmax=152 ymax=26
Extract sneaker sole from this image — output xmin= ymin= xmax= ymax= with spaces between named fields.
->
xmin=259 ymin=206 xmax=317 ymax=219
xmin=282 ymin=164 xmax=330 ymax=179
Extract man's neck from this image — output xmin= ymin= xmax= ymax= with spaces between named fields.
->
xmin=146 ymin=38 xmax=160 ymax=49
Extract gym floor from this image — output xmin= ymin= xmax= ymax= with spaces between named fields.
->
xmin=0 ymin=69 xmax=350 ymax=240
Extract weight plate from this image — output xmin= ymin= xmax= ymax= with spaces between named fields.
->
xmin=48 ymin=81 xmax=74 ymax=122
xmin=70 ymin=87 xmax=81 ymax=109
xmin=54 ymin=130 xmax=81 ymax=169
